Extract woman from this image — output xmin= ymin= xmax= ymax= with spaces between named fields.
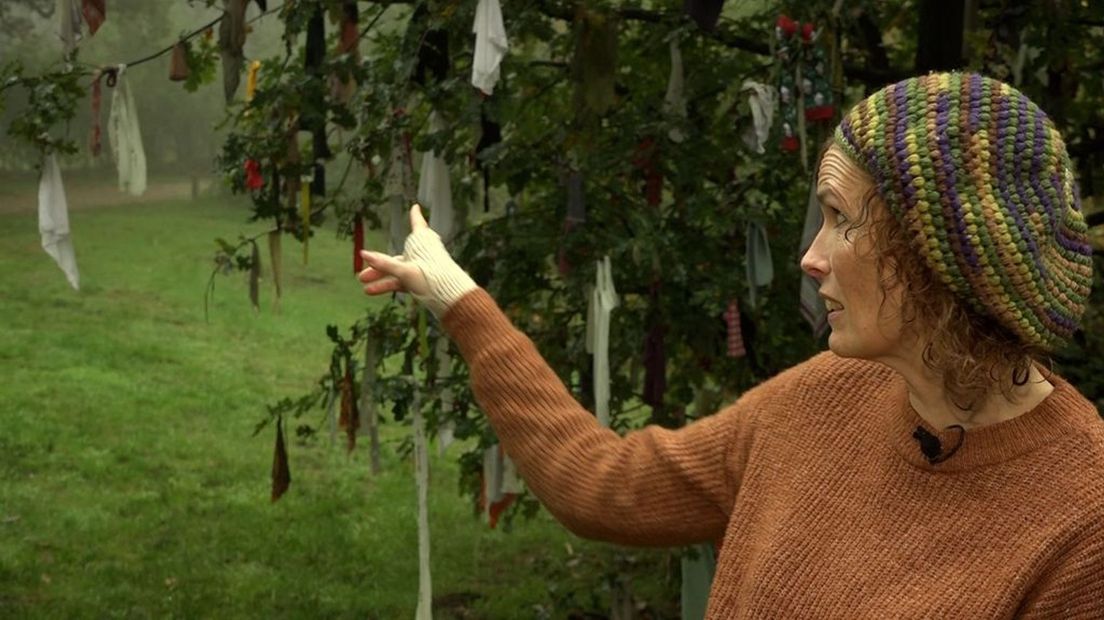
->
xmin=358 ymin=72 xmax=1103 ymax=618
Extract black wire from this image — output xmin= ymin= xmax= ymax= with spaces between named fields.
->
xmin=115 ymin=2 xmax=288 ymax=71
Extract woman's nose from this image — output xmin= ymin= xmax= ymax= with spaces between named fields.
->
xmin=800 ymin=233 xmax=829 ymax=281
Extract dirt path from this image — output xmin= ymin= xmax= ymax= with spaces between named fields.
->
xmin=0 ymin=176 xmax=212 ymax=214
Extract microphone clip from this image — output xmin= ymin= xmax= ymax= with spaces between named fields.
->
xmin=911 ymin=424 xmax=965 ymax=464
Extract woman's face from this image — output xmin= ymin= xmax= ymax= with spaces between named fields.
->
xmin=800 ymin=144 xmax=909 ymax=361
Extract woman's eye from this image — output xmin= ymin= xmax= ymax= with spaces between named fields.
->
xmin=830 ymin=207 xmax=847 ymax=227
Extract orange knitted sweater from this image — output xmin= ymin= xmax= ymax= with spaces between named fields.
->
xmin=442 ymin=289 xmax=1104 ymax=618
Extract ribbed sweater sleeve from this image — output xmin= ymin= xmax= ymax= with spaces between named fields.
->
xmin=441 ymin=288 xmax=772 ymax=547
xmin=1017 ymin=521 xmax=1104 ymax=619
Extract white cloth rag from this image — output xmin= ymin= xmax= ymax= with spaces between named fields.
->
xmin=587 ymin=256 xmax=618 ymax=427
xmin=435 ymin=337 xmax=455 ymax=455
xmin=413 ymin=388 xmax=433 ymax=620
xmin=417 ymin=111 xmax=455 ymax=242
xmin=471 ymin=0 xmax=508 ymax=95
xmin=38 ymin=153 xmax=80 ymax=290
xmin=483 ymin=443 xmax=523 ymax=523
xmin=740 ymin=79 xmax=777 ymax=154
xmin=59 ymin=0 xmax=83 ymax=55
xmin=664 ymin=39 xmax=687 ymax=143
xmin=107 ymin=65 xmax=147 ymax=196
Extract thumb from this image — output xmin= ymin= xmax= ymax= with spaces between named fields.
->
xmin=410 ymin=203 xmax=429 ymax=231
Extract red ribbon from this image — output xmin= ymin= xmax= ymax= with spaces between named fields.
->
xmin=244 ymin=159 xmax=264 ymax=190
xmin=89 ymin=72 xmax=103 ymax=156
xmin=82 ymin=0 xmax=106 ymax=36
xmin=353 ymin=215 xmax=364 ymax=273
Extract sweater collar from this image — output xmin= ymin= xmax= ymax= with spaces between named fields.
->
xmin=881 ymin=365 xmax=1098 ymax=472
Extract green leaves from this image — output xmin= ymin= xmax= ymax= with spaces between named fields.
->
xmin=3 ymin=62 xmax=85 ymax=156
xmin=181 ymin=33 xmax=219 ymax=93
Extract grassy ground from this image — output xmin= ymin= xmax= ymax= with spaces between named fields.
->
xmin=0 ymin=179 xmax=679 ymax=618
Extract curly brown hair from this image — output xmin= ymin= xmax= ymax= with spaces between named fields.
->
xmin=816 ymin=139 xmax=1054 ymax=416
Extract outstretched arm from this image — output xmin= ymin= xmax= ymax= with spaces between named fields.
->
xmin=358 ymin=205 xmax=768 ymax=546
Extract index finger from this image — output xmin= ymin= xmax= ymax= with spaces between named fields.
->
xmin=409 ymin=203 xmax=428 ymax=231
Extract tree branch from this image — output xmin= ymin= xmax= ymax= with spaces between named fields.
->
xmin=535 ymin=0 xmax=907 ymax=87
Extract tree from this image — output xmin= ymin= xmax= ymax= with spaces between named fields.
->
xmin=3 ymin=0 xmax=1103 ymax=614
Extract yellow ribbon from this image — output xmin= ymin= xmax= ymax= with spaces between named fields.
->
xmin=246 ymin=60 xmax=261 ymax=102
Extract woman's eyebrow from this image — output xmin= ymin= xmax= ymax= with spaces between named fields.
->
xmin=816 ymin=187 xmax=844 ymax=205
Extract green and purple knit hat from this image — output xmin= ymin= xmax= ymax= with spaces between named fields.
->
xmin=832 ymin=72 xmax=1094 ymax=351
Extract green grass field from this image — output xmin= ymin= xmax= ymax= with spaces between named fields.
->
xmin=0 ymin=182 xmax=678 ymax=618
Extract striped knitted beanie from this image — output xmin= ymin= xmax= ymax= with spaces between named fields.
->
xmin=832 ymin=72 xmax=1094 ymax=351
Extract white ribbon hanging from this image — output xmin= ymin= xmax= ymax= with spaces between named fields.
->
xmin=664 ymin=39 xmax=687 ymax=143
xmin=413 ymin=386 xmax=432 ymax=620
xmin=587 ymin=256 xmax=618 ymax=427
xmin=740 ymin=79 xmax=777 ymax=154
xmin=38 ymin=153 xmax=80 ymax=290
xmin=681 ymin=543 xmax=716 ymax=620
xmin=417 ymin=111 xmax=454 ymax=242
xmin=435 ymin=337 xmax=455 ymax=455
xmin=107 ymin=65 xmax=148 ymax=196
xmin=59 ymin=0 xmax=83 ymax=55
xmin=482 ymin=443 xmax=524 ymax=525
xmin=471 ymin=0 xmax=508 ymax=95
xmin=385 ymin=137 xmax=411 ymax=256
xmin=482 ymin=444 xmax=504 ymax=523
xmin=745 ymin=221 xmax=774 ymax=310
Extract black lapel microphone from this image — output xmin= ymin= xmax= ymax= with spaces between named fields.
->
xmin=911 ymin=425 xmax=966 ymax=464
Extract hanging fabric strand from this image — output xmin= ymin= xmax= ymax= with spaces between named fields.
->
xmin=681 ymin=543 xmax=716 ymax=620
xmin=82 ymin=0 xmax=106 ymax=36
xmin=300 ymin=179 xmax=311 ymax=265
xmin=107 ymin=64 xmax=147 ymax=196
xmin=218 ymin=0 xmax=248 ymax=102
xmin=417 ymin=111 xmax=455 ymax=241
xmin=724 ymin=299 xmax=746 ymax=358
xmin=435 ymin=337 xmax=455 ymax=455
xmin=475 ymin=106 xmax=502 ymax=213
xmin=60 ymin=0 xmax=83 ymax=56
xmin=471 ymin=0 xmax=508 ymax=95
xmin=413 ymin=383 xmax=432 ymax=620
xmin=169 ymin=42 xmax=190 ymax=82
xmin=386 ymin=143 xmax=408 ymax=253
xmin=331 ymin=2 xmax=359 ymax=104
xmin=271 ymin=415 xmax=291 ymax=502
xmin=745 ymin=220 xmax=774 ymax=310
xmin=413 ymin=4 xmax=449 ymax=87
xmin=481 ymin=444 xmax=522 ymax=528
xmin=89 ymin=70 xmax=104 ymax=156
xmin=572 ymin=8 xmax=618 ymax=121
xmin=588 ymin=257 xmax=618 ymax=427
xmin=385 ymin=114 xmax=416 ymax=255
xmin=683 ymin=0 xmax=725 ymax=32
xmin=304 ymin=5 xmax=331 ymax=160
xmin=664 ymin=38 xmax=687 ymax=143
xmin=268 ymin=230 xmax=282 ymax=308
xmin=740 ymin=80 xmax=777 ymax=154
xmin=245 ymin=60 xmax=261 ymax=101
xmin=353 ymin=215 xmax=364 ymax=274
xmin=38 ymin=153 xmax=80 ymax=291
xmin=248 ymin=240 xmax=261 ymax=311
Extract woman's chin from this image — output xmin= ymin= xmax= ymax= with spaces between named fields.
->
xmin=827 ymin=331 xmax=857 ymax=358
